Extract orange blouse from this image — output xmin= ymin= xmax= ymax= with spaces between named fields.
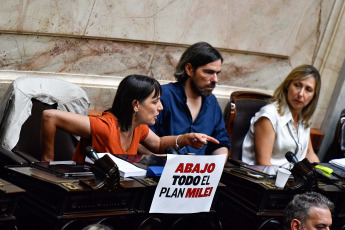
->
xmin=72 ymin=112 xmax=149 ymax=163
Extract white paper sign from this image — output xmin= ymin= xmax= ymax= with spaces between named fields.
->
xmin=149 ymin=154 xmax=226 ymax=213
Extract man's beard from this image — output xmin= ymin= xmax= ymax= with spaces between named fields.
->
xmin=190 ymin=79 xmax=216 ymax=97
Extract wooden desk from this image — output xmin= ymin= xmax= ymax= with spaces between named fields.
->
xmin=219 ymin=165 xmax=345 ymax=230
xmin=0 ymin=177 xmax=25 ymax=230
xmin=4 ymin=166 xmax=155 ymax=230
xmin=4 ymin=163 xmax=225 ymax=230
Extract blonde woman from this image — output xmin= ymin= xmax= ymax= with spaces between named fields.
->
xmin=242 ymin=65 xmax=321 ymax=168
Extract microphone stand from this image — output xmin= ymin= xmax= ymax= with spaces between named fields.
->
xmin=80 ymin=147 xmax=123 ymax=192
xmin=287 ymin=158 xmax=318 ymax=192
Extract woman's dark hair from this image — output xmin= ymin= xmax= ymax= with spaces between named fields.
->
xmin=109 ymin=75 xmax=162 ymax=132
xmin=174 ymin=42 xmax=223 ymax=82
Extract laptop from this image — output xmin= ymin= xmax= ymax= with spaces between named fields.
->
xmin=31 ymin=161 xmax=93 ymax=177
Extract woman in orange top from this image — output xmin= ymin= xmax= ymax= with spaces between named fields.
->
xmin=41 ymin=75 xmax=219 ymax=162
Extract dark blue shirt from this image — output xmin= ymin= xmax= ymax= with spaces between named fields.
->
xmin=150 ymin=82 xmax=230 ymax=155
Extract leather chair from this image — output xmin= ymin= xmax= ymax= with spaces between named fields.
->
xmin=0 ymin=76 xmax=90 ymax=167
xmin=324 ymin=109 xmax=345 ymax=162
xmin=12 ymin=98 xmax=79 ymax=163
xmin=170 ymin=213 xmax=221 ymax=230
xmin=224 ymin=91 xmax=272 ymax=161
xmin=257 ymin=218 xmax=282 ymax=230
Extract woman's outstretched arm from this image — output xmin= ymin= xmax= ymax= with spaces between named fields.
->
xmin=40 ymin=110 xmax=91 ymax=161
xmin=141 ymin=129 xmax=219 ymax=154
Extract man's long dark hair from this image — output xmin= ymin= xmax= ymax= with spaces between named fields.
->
xmin=109 ymin=75 xmax=162 ymax=132
xmin=174 ymin=42 xmax=223 ymax=82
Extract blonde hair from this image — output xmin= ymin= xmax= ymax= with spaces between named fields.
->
xmin=272 ymin=65 xmax=321 ymax=127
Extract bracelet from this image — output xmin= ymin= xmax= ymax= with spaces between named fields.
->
xmin=175 ymin=134 xmax=185 ymax=150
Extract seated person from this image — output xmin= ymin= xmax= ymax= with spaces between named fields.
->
xmin=242 ymin=65 xmax=320 ymax=168
xmin=283 ymin=192 xmax=333 ymax=230
xmin=41 ymin=75 xmax=219 ymax=162
xmin=146 ymin=42 xmax=230 ymax=156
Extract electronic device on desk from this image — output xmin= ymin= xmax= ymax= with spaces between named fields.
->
xmin=80 ymin=146 xmax=123 ymax=192
xmin=285 ymin=152 xmax=318 ymax=192
xmin=31 ymin=161 xmax=93 ymax=177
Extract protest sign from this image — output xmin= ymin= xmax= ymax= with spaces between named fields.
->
xmin=149 ymin=154 xmax=226 ymax=213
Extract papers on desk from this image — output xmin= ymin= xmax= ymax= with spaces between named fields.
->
xmin=329 ymin=158 xmax=345 ymax=170
xmin=97 ymin=153 xmax=147 ymax=178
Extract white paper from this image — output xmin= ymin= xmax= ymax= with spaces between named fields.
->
xmin=149 ymin=154 xmax=226 ymax=214
xmin=329 ymin=158 xmax=345 ymax=170
xmin=97 ymin=153 xmax=147 ymax=178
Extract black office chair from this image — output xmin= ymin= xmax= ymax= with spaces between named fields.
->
xmin=224 ymin=91 xmax=272 ymax=161
xmin=137 ymin=215 xmax=165 ymax=230
xmin=169 ymin=213 xmax=221 ymax=230
xmin=257 ymin=218 xmax=282 ymax=230
xmin=60 ymin=219 xmax=89 ymax=230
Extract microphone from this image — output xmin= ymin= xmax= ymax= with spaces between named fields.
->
xmin=285 ymin=152 xmax=319 ymax=191
xmin=165 ymin=146 xmax=179 ymax=155
xmin=85 ymin=146 xmax=99 ymax=162
xmin=81 ymin=146 xmax=122 ymax=192
xmin=285 ymin=151 xmax=299 ymax=164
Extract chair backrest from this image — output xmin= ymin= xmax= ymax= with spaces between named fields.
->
xmin=324 ymin=109 xmax=345 ymax=162
xmin=0 ymin=76 xmax=90 ymax=165
xmin=226 ymin=91 xmax=272 ymax=161
xmin=14 ymin=99 xmax=78 ymax=162
xmin=257 ymin=218 xmax=282 ymax=230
